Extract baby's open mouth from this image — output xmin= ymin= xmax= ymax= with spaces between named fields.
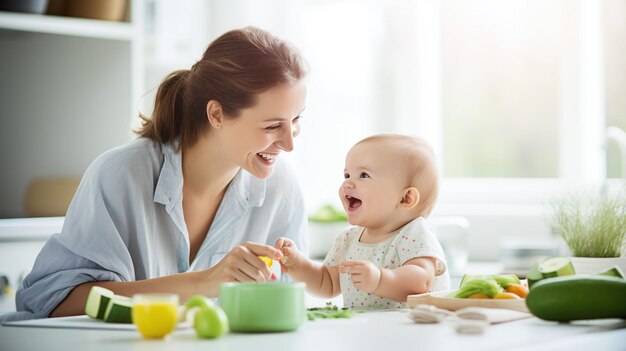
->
xmin=346 ymin=195 xmax=362 ymax=210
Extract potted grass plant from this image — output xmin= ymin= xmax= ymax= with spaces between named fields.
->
xmin=549 ymin=189 xmax=626 ymax=274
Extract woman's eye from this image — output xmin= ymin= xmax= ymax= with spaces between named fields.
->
xmin=265 ymin=124 xmax=280 ymax=131
xmin=360 ymin=172 xmax=370 ymax=179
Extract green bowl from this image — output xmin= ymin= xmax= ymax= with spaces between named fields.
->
xmin=219 ymin=282 xmax=306 ymax=332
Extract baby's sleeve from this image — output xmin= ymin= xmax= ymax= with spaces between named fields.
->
xmin=396 ymin=221 xmax=448 ymax=276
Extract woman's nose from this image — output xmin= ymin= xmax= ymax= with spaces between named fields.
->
xmin=275 ymin=125 xmax=295 ymax=152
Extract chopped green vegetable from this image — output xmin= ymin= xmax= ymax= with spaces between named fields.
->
xmin=453 ymin=278 xmax=503 ymax=298
xmin=460 ymin=274 xmax=520 ymax=288
xmin=85 ymin=286 xmax=115 ymax=320
xmin=306 ymin=302 xmax=352 ymax=320
xmin=103 ymin=296 xmax=133 ymax=323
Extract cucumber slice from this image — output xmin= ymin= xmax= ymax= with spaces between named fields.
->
xmin=596 ymin=266 xmax=625 ymax=279
xmin=538 ymin=257 xmax=576 ymax=278
xmin=526 ymin=263 xmax=544 ymax=288
xmin=104 ymin=296 xmax=133 ymax=324
xmin=85 ymin=286 xmax=115 ymax=320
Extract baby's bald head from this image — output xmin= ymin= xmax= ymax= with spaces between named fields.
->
xmin=355 ymin=134 xmax=439 ymax=217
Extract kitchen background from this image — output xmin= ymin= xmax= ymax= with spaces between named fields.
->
xmin=0 ymin=0 xmax=624 ymax=266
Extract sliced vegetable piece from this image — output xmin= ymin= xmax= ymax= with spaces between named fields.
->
xmin=493 ymin=292 xmax=521 ymax=299
xmin=538 ymin=257 xmax=575 ymax=278
xmin=104 ymin=296 xmax=133 ymax=323
xmin=491 ymin=274 xmax=521 ymax=288
xmin=85 ymin=286 xmax=115 ymax=320
xmin=596 ymin=266 xmax=625 ymax=279
xmin=526 ymin=263 xmax=544 ymax=288
xmin=504 ymin=283 xmax=529 ymax=298
xmin=454 ymin=278 xmax=502 ymax=298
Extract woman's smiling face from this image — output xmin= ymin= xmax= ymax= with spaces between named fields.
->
xmin=217 ymin=81 xmax=307 ymax=179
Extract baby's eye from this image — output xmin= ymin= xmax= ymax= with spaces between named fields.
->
xmin=343 ymin=173 xmax=350 ymax=179
xmin=360 ymin=172 xmax=370 ymax=179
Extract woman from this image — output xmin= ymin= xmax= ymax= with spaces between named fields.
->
xmin=16 ymin=26 xmax=309 ymax=318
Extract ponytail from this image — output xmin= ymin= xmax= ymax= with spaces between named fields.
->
xmin=136 ymin=70 xmax=189 ymax=151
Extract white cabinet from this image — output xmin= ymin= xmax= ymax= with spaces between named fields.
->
xmin=0 ymin=2 xmax=144 ymax=218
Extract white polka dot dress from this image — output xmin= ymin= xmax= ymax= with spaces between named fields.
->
xmin=323 ymin=217 xmax=450 ymax=309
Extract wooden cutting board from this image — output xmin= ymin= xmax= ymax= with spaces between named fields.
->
xmin=407 ymin=290 xmax=529 ymax=313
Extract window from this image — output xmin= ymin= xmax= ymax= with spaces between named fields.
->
xmin=147 ymin=0 xmax=626 ymax=213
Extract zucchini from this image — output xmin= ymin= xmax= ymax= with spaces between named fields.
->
xmin=85 ymin=286 xmax=115 ymax=320
xmin=104 ymin=296 xmax=133 ymax=323
xmin=526 ymin=275 xmax=626 ymax=321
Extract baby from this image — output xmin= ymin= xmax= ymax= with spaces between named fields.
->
xmin=276 ymin=134 xmax=450 ymax=309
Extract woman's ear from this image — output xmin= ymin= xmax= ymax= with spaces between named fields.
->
xmin=206 ymin=100 xmax=224 ymax=128
xmin=399 ymin=187 xmax=420 ymax=210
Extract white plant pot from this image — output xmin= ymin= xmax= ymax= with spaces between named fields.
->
xmin=308 ymin=221 xmax=350 ymax=259
xmin=569 ymin=256 xmax=626 ymax=275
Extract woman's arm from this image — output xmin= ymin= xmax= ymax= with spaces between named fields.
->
xmin=51 ymin=242 xmax=283 ymax=317
xmin=51 ymin=272 xmax=201 ymax=317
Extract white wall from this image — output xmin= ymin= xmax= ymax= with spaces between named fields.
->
xmin=0 ymin=31 xmax=134 ymax=218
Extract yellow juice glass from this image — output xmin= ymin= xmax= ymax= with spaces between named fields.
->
xmin=132 ymin=294 xmax=179 ymax=339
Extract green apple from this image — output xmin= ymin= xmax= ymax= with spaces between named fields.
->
xmin=194 ymin=305 xmax=229 ymax=339
xmin=185 ymin=295 xmax=214 ymax=309
xmin=182 ymin=295 xmax=214 ymax=322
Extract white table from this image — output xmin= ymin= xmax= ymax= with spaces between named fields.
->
xmin=1 ymin=310 xmax=624 ymax=351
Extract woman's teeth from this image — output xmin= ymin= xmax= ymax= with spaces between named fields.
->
xmin=258 ymin=153 xmax=277 ymax=160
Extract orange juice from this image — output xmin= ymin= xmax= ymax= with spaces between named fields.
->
xmin=132 ymin=294 xmax=179 ymax=339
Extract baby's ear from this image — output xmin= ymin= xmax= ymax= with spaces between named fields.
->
xmin=399 ymin=187 xmax=420 ymax=209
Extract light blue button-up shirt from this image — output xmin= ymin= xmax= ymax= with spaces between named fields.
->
xmin=16 ymin=138 xmax=308 ymax=318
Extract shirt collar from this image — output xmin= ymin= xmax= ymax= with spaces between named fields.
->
xmin=153 ymin=142 xmax=183 ymax=210
xmin=153 ymin=142 xmax=267 ymax=209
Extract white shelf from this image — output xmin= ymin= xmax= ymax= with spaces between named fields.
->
xmin=0 ymin=11 xmax=134 ymax=41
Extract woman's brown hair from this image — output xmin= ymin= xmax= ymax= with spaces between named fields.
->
xmin=136 ymin=26 xmax=307 ymax=152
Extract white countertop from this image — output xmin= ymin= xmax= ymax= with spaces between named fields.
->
xmin=0 ymin=217 xmax=63 ymax=242
xmin=1 ymin=310 xmax=624 ymax=351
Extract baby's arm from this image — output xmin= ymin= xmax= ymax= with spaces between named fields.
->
xmin=275 ymin=238 xmax=342 ymax=298
xmin=340 ymin=257 xmax=436 ymax=302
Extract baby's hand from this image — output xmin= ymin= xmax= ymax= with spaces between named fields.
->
xmin=339 ymin=260 xmax=381 ymax=293
xmin=275 ymin=237 xmax=299 ymax=273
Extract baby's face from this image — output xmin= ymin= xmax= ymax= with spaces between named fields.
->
xmin=338 ymin=142 xmax=408 ymax=228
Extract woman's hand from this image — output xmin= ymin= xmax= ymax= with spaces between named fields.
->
xmin=339 ymin=260 xmax=381 ymax=293
xmin=201 ymin=242 xmax=283 ymax=291
xmin=274 ymin=237 xmax=300 ymax=273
